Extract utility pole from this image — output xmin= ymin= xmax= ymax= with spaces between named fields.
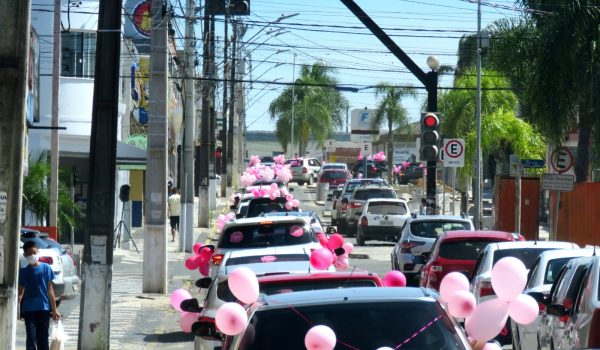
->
xmin=221 ymin=9 xmax=229 ymax=196
xmin=49 ymin=0 xmax=61 ymax=228
xmin=142 ymin=0 xmax=168 ymax=292
xmin=209 ymin=16 xmax=217 ymax=210
xmin=77 ymin=0 xmax=123 ymax=347
xmin=290 ymin=53 xmax=296 ymax=158
xmin=0 ymin=1 xmax=31 ymax=348
xmin=181 ymin=0 xmax=196 ymax=252
xmin=474 ymin=0 xmax=483 ymax=229
xmin=198 ymin=6 xmax=211 ymax=228
xmin=227 ymin=17 xmax=237 ymax=190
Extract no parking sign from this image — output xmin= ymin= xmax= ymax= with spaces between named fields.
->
xmin=443 ymin=139 xmax=465 ymax=167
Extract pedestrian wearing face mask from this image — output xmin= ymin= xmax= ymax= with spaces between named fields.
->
xmin=18 ymin=241 xmax=61 ymax=350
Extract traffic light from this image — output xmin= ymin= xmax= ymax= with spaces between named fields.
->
xmin=205 ymin=0 xmax=225 ymax=15
xmin=230 ymin=0 xmax=250 ymax=15
xmin=420 ymin=112 xmax=440 ymax=161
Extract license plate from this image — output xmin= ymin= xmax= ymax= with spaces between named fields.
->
xmin=380 ymin=220 xmax=394 ymax=226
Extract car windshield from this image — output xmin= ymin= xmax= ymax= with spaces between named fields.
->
xmin=410 ymin=221 xmax=471 ymax=238
xmin=493 ymin=248 xmax=560 ymax=269
xmin=544 ymin=257 xmax=573 ymax=285
xmin=367 ymin=202 xmax=407 ymax=215
xmin=321 ymin=171 xmax=347 ymax=180
xmin=220 ymin=223 xmax=316 ymax=248
xmin=438 ymin=240 xmax=495 ymax=260
xmin=238 ymin=301 xmax=465 ymax=350
xmin=354 ymin=189 xmax=396 ymax=200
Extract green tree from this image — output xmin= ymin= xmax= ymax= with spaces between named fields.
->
xmin=372 ymin=83 xmax=417 ymax=184
xmin=269 ymin=63 xmax=347 ymax=155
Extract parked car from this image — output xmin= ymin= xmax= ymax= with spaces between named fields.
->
xmin=345 ymin=184 xmax=398 ymax=236
xmin=317 ymin=169 xmax=349 ymax=190
xmin=418 ymin=230 xmax=522 ymax=292
xmin=210 ymin=217 xmax=320 ymax=270
xmin=217 ymin=287 xmax=472 ymax=349
xmin=356 ymin=198 xmax=410 ymax=245
xmin=391 ymin=215 xmax=474 ymax=282
xmin=318 ymin=162 xmax=349 ymax=175
xmin=396 ymin=162 xmax=424 ymax=184
xmin=470 ymin=241 xmax=579 ymax=345
xmin=511 ymin=248 xmax=596 ymax=350
xmin=285 ymin=158 xmax=322 ymax=186
xmin=333 ymin=178 xmax=388 ymax=231
xmin=536 ymin=255 xmax=600 ymax=350
xmin=325 ymin=188 xmax=341 ymax=213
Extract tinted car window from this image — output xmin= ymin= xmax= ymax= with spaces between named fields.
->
xmin=261 ymin=279 xmax=378 ymax=295
xmin=321 ymin=171 xmax=347 ymax=180
xmin=220 ymin=223 xmax=315 ymax=248
xmin=493 ymin=248 xmax=560 ymax=269
xmin=544 ymin=257 xmax=573 ymax=285
xmin=410 ymin=221 xmax=471 ymax=238
xmin=286 ymin=160 xmax=303 ymax=167
xmin=20 ymin=237 xmax=50 ymax=249
xmin=438 ymin=240 xmax=494 ymax=260
xmin=354 ymin=189 xmax=396 ymax=200
xmin=239 ymin=302 xmax=465 ymax=350
xmin=246 ymin=198 xmax=289 ymax=218
xmin=367 ymin=202 xmax=407 ymax=215
xmin=345 ymin=180 xmax=386 ymax=194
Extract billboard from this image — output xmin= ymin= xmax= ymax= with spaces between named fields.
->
xmin=350 ymin=108 xmax=378 ymax=142
xmin=124 ymin=0 xmax=152 ymax=39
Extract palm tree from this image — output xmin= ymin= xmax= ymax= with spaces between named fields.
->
xmin=372 ymin=83 xmax=417 ymax=184
xmin=269 ymin=62 xmax=347 ymax=155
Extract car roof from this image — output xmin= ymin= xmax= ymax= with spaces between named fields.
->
xmin=536 ymin=247 xmax=598 ymax=263
xmin=365 ymin=198 xmax=407 ymax=204
xmin=259 ymin=287 xmax=436 ymax=308
xmin=354 ymin=184 xmax=393 ymax=190
xmin=409 ymin=215 xmax=471 ymax=223
xmin=257 ymin=271 xmax=381 ymax=284
xmin=347 ymin=178 xmax=385 ymax=183
xmin=441 ymin=230 xmax=515 ymax=241
xmin=486 ymin=241 xmax=578 ymax=250
xmin=323 ymin=163 xmax=346 ymax=166
xmin=226 ymin=216 xmax=308 ymax=227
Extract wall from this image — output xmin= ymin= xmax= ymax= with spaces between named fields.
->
xmin=555 ymin=183 xmax=600 ymax=246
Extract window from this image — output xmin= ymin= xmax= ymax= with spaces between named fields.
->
xmin=438 ymin=240 xmax=495 ymax=261
xmin=61 ymin=32 xmax=97 ymax=77
xmin=410 ymin=221 xmax=471 ymax=239
xmin=354 ymin=189 xmax=396 ymax=200
xmin=493 ymin=248 xmax=560 ymax=269
xmin=543 ymin=257 xmax=573 ymax=285
xmin=320 ymin=171 xmax=347 ymax=180
xmin=367 ymin=202 xmax=407 ymax=215
xmin=219 ymin=222 xmax=316 ymax=249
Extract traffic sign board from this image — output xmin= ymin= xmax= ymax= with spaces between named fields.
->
xmin=361 ymin=142 xmax=372 ymax=154
xmin=443 ymin=139 xmax=465 ymax=167
xmin=325 ymin=139 xmax=336 ymax=152
xmin=520 ymin=159 xmax=545 ymax=168
xmin=549 ymin=146 xmax=574 ymax=174
xmin=542 ymin=173 xmax=574 ymax=192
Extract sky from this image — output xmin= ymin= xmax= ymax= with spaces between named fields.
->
xmin=174 ymin=0 xmax=522 ymax=131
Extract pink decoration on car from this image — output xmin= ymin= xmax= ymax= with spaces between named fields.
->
xmin=229 ymin=231 xmax=244 ymax=243
xmin=261 ymin=255 xmax=277 ymax=263
xmin=289 ymin=225 xmax=304 ymax=237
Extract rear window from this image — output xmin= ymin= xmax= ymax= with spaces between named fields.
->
xmin=367 ymin=202 xmax=407 ymax=215
xmin=409 ymin=221 xmax=471 ymax=238
xmin=544 ymin=257 xmax=573 ymax=285
xmin=354 ymin=189 xmax=396 ymax=200
xmin=226 ymin=254 xmax=309 ymax=266
xmin=438 ymin=240 xmax=493 ymax=260
xmin=321 ymin=171 xmax=347 ymax=180
xmin=220 ymin=223 xmax=316 ymax=248
xmin=238 ymin=302 xmax=465 ymax=350
xmin=345 ymin=180 xmax=385 ymax=193
xmin=247 ymin=199 xmax=289 ymax=218
xmin=261 ymin=279 xmax=378 ymax=295
xmin=493 ymin=248 xmax=560 ymax=269
xmin=323 ymin=164 xmax=345 ymax=170
xmin=286 ymin=159 xmax=303 ymax=167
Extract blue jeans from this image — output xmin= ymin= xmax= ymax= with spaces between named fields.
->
xmin=23 ymin=311 xmax=50 ymax=350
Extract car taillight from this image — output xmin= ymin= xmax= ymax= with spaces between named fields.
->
xmin=212 ymin=254 xmax=224 ymax=265
xmin=349 ymin=202 xmax=362 ymax=209
xmin=360 ymin=217 xmax=368 ymax=226
xmin=400 ymin=241 xmax=425 ymax=253
xmin=478 ymin=281 xmax=495 ymax=297
xmin=537 ymin=302 xmax=546 ymax=313
xmin=39 ymin=257 xmax=53 ymax=265
xmin=588 ymin=309 xmax=600 ymax=347
xmin=303 ymin=167 xmax=308 ymax=173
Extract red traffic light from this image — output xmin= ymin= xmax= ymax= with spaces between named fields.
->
xmin=424 ymin=113 xmax=438 ymax=128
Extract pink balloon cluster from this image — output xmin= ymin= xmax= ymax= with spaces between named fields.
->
xmin=214 ymin=267 xmax=260 ymax=336
xmin=305 ymin=325 xmax=336 ymax=350
xmin=216 ymin=213 xmax=236 ymax=232
xmin=372 ymin=151 xmax=386 ymax=162
xmin=310 ymin=233 xmax=352 ymax=270
xmin=393 ymin=165 xmax=401 ymax=174
xmin=440 ymin=258 xmax=539 ymax=342
xmin=284 ymin=192 xmax=301 ymax=210
xmin=273 ymin=154 xmax=285 ymax=165
xmin=357 ymin=151 xmax=363 ymax=161
xmin=240 ymin=172 xmax=257 ymax=187
xmin=170 ymin=288 xmax=200 ymax=333
xmin=248 ymin=155 xmax=261 ymax=167
xmin=184 ymin=243 xmax=214 ymax=276
xmin=241 ymin=155 xmax=293 ymax=185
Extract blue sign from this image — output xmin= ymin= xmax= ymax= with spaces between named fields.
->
xmin=521 ymin=159 xmax=545 ymax=168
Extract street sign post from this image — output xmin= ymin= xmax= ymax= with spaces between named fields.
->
xmin=542 ymin=173 xmax=574 ymax=241
xmin=521 ymin=159 xmax=545 ymax=168
xmin=325 ymin=139 xmax=336 ymax=152
xmin=443 ymin=139 xmax=465 ymax=167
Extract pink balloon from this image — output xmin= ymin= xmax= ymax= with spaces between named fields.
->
xmin=327 ymin=234 xmax=345 ymax=250
xmin=508 ymin=294 xmax=539 ymax=325
xmin=291 ymin=199 xmax=300 ymax=207
xmin=285 ymin=202 xmax=293 ymax=210
xmin=192 ymin=243 xmax=203 ymax=256
xmin=170 ymin=289 xmax=192 ymax=312
xmin=198 ymin=263 xmax=210 ymax=276
xmin=180 ymin=312 xmax=199 ymax=333
xmin=184 ymin=256 xmax=201 ymax=270
xmin=228 ymin=267 xmax=259 ymax=304
xmin=465 ymin=298 xmax=510 ymax=342
xmin=440 ymin=272 xmax=470 ymax=304
xmin=310 ymin=248 xmax=334 ymax=270
xmin=316 ymin=233 xmax=329 ymax=248
xmin=285 ymin=194 xmax=294 ymax=201
xmin=482 ymin=342 xmax=502 ymax=350
xmin=270 ymin=183 xmax=278 ymax=191
xmin=342 ymin=242 xmax=354 ymax=255
xmin=269 ymin=192 xmax=277 ymax=200
xmin=305 ymin=325 xmax=336 ymax=350
xmin=491 ymin=257 xmax=527 ymax=301
xmin=383 ymin=271 xmax=407 ymax=287
xmin=215 ymin=302 xmax=248 ymax=336
xmin=336 ymin=256 xmax=349 ymax=271
xmin=200 ymin=247 xmax=213 ymax=261
xmin=447 ymin=290 xmax=476 ymax=318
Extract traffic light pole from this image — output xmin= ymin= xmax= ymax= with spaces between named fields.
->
xmin=426 ymin=71 xmax=438 ymax=214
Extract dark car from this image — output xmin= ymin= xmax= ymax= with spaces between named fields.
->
xmin=317 ymin=169 xmax=349 ymax=190
xmin=396 ymin=162 xmax=424 ymax=184
xmin=351 ymin=160 xmax=387 ymax=178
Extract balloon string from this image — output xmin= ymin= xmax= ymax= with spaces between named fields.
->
xmin=394 ymin=315 xmax=442 ymax=349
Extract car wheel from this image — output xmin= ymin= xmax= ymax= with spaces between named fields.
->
xmin=356 ymin=228 xmax=366 ymax=246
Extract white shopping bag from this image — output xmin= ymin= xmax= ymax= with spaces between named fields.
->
xmin=50 ymin=319 xmax=67 ymax=350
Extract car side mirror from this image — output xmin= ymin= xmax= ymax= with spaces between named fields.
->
xmin=192 ymin=320 xmax=222 ymax=340
xmin=546 ymin=304 xmax=567 ymax=317
xmin=195 ymin=277 xmax=213 ymax=289
xmin=528 ymin=292 xmax=547 ymax=305
xmin=412 ymin=255 xmax=427 ymax=265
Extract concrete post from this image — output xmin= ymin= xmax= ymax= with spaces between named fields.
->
xmin=49 ymin=0 xmax=60 ymax=227
xmin=198 ymin=8 xmax=212 ymax=228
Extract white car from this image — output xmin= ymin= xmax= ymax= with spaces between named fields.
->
xmin=470 ymin=241 xmax=579 ymax=345
xmin=511 ymin=248 xmax=596 ymax=350
xmin=285 ymin=158 xmax=322 ymax=186
xmin=355 ymin=198 xmax=410 ymax=246
xmin=209 ymin=216 xmax=321 ymax=273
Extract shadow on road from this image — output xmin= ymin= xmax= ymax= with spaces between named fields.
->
xmin=142 ymin=331 xmax=195 ymax=343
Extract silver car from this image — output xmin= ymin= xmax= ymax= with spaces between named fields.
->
xmin=391 ymin=215 xmax=473 ymax=280
xmin=221 ymin=287 xmax=472 ymax=350
xmin=285 ymin=157 xmax=322 ymax=186
xmin=345 ymin=184 xmax=397 ymax=236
